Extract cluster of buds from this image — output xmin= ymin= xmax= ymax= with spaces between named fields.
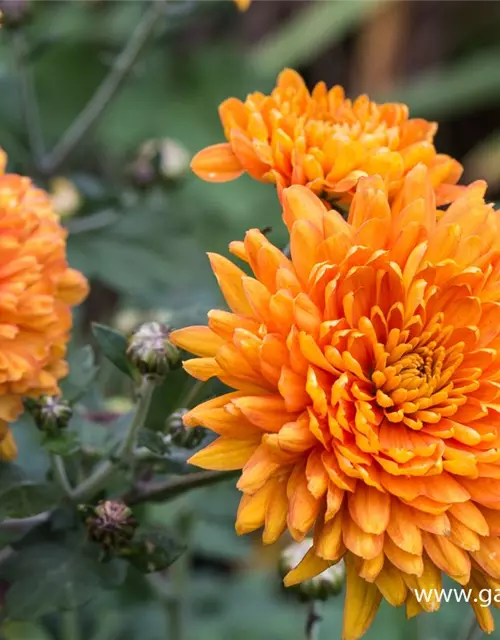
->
xmin=130 ymin=138 xmax=189 ymax=188
xmin=80 ymin=500 xmax=138 ymax=553
xmin=166 ymin=409 xmax=206 ymax=449
xmin=280 ymin=539 xmax=345 ymax=601
xmin=127 ymin=321 xmax=180 ymax=379
xmin=30 ymin=395 xmax=73 ymax=434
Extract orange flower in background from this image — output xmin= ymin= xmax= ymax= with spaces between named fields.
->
xmin=172 ymin=165 xmax=500 ymax=639
xmin=191 ymin=69 xmax=463 ymax=206
xmin=234 ymin=0 xmax=251 ymax=10
xmin=0 ymin=151 xmax=88 ymax=460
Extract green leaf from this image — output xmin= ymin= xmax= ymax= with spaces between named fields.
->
xmin=1 ymin=620 xmax=54 ymax=640
xmin=250 ymin=0 xmax=384 ymax=75
xmin=60 ymin=345 xmax=99 ymax=403
xmin=382 ymin=47 xmax=500 ymax=119
xmin=92 ymin=323 xmax=139 ymax=381
xmin=41 ymin=431 xmax=80 ymax=457
xmin=1 ymin=537 xmax=127 ymax=620
xmin=137 ymin=430 xmax=168 ymax=456
xmin=118 ymin=528 xmax=185 ymax=574
xmin=0 ymin=482 xmax=61 ymax=520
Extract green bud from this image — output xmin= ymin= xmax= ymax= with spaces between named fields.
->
xmin=280 ymin=540 xmax=345 ymax=601
xmin=127 ymin=321 xmax=180 ymax=378
xmin=167 ymin=410 xmax=206 ymax=449
xmin=30 ymin=395 xmax=72 ymax=433
xmin=80 ymin=500 xmax=138 ymax=552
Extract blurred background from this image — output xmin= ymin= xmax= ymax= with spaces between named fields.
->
xmin=1 ymin=1 xmax=500 ymax=638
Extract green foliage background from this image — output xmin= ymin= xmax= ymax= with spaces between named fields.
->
xmin=1 ymin=1 xmax=500 ymax=639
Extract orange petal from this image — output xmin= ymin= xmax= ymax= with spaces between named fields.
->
xmin=170 ymin=326 xmax=225 ymax=357
xmin=283 ymin=546 xmax=332 ymax=587
xmin=188 ymin=436 xmax=259 ymax=470
xmin=348 ymin=484 xmax=390 ymax=535
xmin=342 ymin=555 xmax=382 ymax=640
xmin=191 ymin=143 xmax=243 ymax=182
xmin=208 ymin=253 xmax=254 ymax=316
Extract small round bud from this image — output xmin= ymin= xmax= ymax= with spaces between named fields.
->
xmin=81 ymin=500 xmax=138 ymax=552
xmin=0 ymin=0 xmax=31 ymax=28
xmin=157 ymin=139 xmax=189 ymax=181
xmin=167 ymin=410 xmax=206 ymax=449
xmin=30 ymin=395 xmax=72 ymax=433
xmin=280 ymin=539 xmax=345 ymax=601
xmin=127 ymin=321 xmax=180 ymax=378
xmin=49 ymin=177 xmax=82 ymax=219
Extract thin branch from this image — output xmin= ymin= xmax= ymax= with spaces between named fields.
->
xmin=41 ymin=1 xmax=166 ymax=175
xmin=12 ymin=29 xmax=45 ymax=165
xmin=51 ymin=454 xmax=73 ymax=497
xmin=305 ymin=601 xmax=322 ymax=640
xmin=126 ymin=470 xmax=238 ymax=505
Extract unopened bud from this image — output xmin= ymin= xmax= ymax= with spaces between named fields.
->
xmin=158 ymin=139 xmax=189 ymax=181
xmin=127 ymin=322 xmax=180 ymax=378
xmin=167 ymin=410 xmax=206 ymax=449
xmin=280 ymin=540 xmax=345 ymax=600
xmin=30 ymin=395 xmax=72 ymax=433
xmin=0 ymin=0 xmax=30 ymax=27
xmin=80 ymin=500 xmax=138 ymax=552
xmin=49 ymin=177 xmax=82 ymax=219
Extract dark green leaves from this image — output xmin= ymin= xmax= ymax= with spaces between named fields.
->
xmin=118 ymin=528 xmax=185 ymax=574
xmin=137 ymin=430 xmax=168 ymax=456
xmin=1 ymin=540 xmax=127 ymax=619
xmin=60 ymin=345 xmax=99 ymax=403
xmin=92 ymin=323 xmax=139 ymax=381
xmin=0 ymin=464 xmax=61 ymax=519
xmin=41 ymin=431 xmax=80 ymax=457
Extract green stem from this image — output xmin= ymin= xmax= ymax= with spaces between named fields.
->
xmin=71 ymin=377 xmax=156 ymax=502
xmin=51 ymin=454 xmax=73 ymax=496
xmin=40 ymin=1 xmax=166 ymax=175
xmin=12 ymin=29 xmax=45 ymax=166
xmin=167 ymin=514 xmax=192 ymax=640
xmin=305 ymin=601 xmax=322 ymax=640
xmin=61 ymin=585 xmax=80 ymax=640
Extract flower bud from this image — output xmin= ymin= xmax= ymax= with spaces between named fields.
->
xmin=30 ymin=395 xmax=72 ymax=433
xmin=167 ymin=410 xmax=206 ymax=449
xmin=157 ymin=139 xmax=189 ymax=181
xmin=80 ymin=500 xmax=138 ymax=552
xmin=280 ymin=539 xmax=345 ymax=600
xmin=0 ymin=0 xmax=31 ymax=28
xmin=127 ymin=321 xmax=180 ymax=378
xmin=49 ymin=177 xmax=82 ymax=219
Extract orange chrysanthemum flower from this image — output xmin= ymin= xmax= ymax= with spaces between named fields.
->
xmin=233 ymin=0 xmax=251 ymax=10
xmin=191 ymin=69 xmax=463 ymax=207
xmin=172 ymin=165 xmax=500 ymax=639
xmin=0 ymin=151 xmax=88 ymax=459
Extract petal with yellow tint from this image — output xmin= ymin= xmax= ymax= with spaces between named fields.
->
xmin=343 ymin=513 xmax=384 ymax=560
xmin=283 ymin=546 xmax=332 ymax=587
xmin=422 ymin=532 xmax=471 ymax=585
xmin=170 ymin=326 xmax=225 ymax=357
xmin=188 ymin=436 xmax=259 ymax=471
xmin=387 ymin=499 xmax=423 ymax=554
xmin=347 ymin=484 xmax=390 ymax=535
xmin=208 ymin=253 xmax=254 ymax=316
xmin=342 ymin=555 xmax=382 ymax=640
xmin=374 ymin=562 xmax=407 ymax=606
xmin=191 ymin=143 xmax=243 ymax=182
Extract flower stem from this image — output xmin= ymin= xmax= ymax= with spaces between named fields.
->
xmin=305 ymin=601 xmax=322 ymax=640
xmin=51 ymin=454 xmax=73 ymax=496
xmin=11 ymin=29 xmax=45 ymax=167
xmin=71 ymin=377 xmax=156 ymax=502
xmin=40 ymin=1 xmax=166 ymax=175
xmin=61 ymin=584 xmax=80 ymax=640
xmin=166 ymin=513 xmax=192 ymax=640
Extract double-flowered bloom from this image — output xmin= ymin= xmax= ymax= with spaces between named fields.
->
xmin=0 ymin=151 xmax=88 ymax=459
xmin=173 ymin=164 xmax=500 ymax=638
xmin=191 ymin=69 xmax=463 ymax=207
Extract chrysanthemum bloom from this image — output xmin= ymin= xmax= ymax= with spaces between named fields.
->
xmin=0 ymin=151 xmax=88 ymax=459
xmin=233 ymin=0 xmax=251 ymax=10
xmin=191 ymin=69 xmax=462 ymax=207
xmin=172 ymin=165 xmax=500 ymax=639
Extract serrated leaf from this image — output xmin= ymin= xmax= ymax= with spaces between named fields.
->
xmin=118 ymin=528 xmax=185 ymax=573
xmin=0 ymin=482 xmax=61 ymax=519
xmin=60 ymin=345 xmax=99 ymax=403
xmin=1 ymin=538 xmax=127 ymax=620
xmin=41 ymin=431 xmax=80 ymax=457
xmin=92 ymin=323 xmax=138 ymax=380
xmin=137 ymin=430 xmax=168 ymax=455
